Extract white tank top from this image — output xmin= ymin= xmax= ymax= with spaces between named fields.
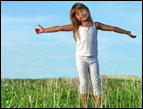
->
xmin=76 ymin=22 xmax=98 ymax=56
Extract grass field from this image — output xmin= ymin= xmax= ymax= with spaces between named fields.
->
xmin=1 ymin=75 xmax=142 ymax=108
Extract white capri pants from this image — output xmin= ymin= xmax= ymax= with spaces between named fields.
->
xmin=76 ymin=55 xmax=102 ymax=96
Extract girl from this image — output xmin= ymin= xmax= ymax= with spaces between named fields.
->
xmin=35 ymin=3 xmax=136 ymax=108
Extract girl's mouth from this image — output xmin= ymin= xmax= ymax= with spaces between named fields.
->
xmin=81 ymin=15 xmax=86 ymax=19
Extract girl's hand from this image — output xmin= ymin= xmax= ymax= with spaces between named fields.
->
xmin=127 ymin=31 xmax=136 ymax=38
xmin=35 ymin=25 xmax=44 ymax=34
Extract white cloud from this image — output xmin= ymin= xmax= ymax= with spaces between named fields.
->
xmin=1 ymin=15 xmax=52 ymax=23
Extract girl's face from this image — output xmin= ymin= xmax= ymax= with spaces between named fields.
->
xmin=75 ymin=8 xmax=89 ymax=22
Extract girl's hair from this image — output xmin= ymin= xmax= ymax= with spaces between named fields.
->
xmin=70 ymin=3 xmax=93 ymax=41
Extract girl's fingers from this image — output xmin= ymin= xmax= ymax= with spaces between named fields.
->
xmin=38 ymin=25 xmax=43 ymax=29
xmin=35 ymin=25 xmax=44 ymax=34
xmin=35 ymin=28 xmax=40 ymax=34
xmin=35 ymin=28 xmax=37 ymax=33
xmin=127 ymin=31 xmax=136 ymax=38
xmin=130 ymin=35 xmax=136 ymax=38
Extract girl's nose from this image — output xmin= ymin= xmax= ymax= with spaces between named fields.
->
xmin=80 ymin=12 xmax=84 ymax=15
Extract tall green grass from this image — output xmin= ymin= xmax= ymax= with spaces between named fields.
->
xmin=1 ymin=76 xmax=142 ymax=108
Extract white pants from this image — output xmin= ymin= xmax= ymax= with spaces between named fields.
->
xmin=76 ymin=55 xmax=102 ymax=96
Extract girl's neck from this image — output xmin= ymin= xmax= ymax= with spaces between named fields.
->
xmin=81 ymin=21 xmax=93 ymax=27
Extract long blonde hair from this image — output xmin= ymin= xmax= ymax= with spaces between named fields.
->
xmin=70 ymin=3 xmax=93 ymax=41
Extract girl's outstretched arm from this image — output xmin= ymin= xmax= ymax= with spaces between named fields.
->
xmin=35 ymin=24 xmax=73 ymax=34
xmin=95 ymin=22 xmax=136 ymax=38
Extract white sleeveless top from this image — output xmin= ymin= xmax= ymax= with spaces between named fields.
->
xmin=76 ymin=22 xmax=98 ymax=56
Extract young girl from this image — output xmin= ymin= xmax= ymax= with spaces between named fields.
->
xmin=35 ymin=3 xmax=136 ymax=108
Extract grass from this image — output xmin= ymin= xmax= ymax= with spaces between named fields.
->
xmin=1 ymin=76 xmax=142 ymax=108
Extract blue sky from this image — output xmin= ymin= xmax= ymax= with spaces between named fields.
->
xmin=1 ymin=1 xmax=142 ymax=79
